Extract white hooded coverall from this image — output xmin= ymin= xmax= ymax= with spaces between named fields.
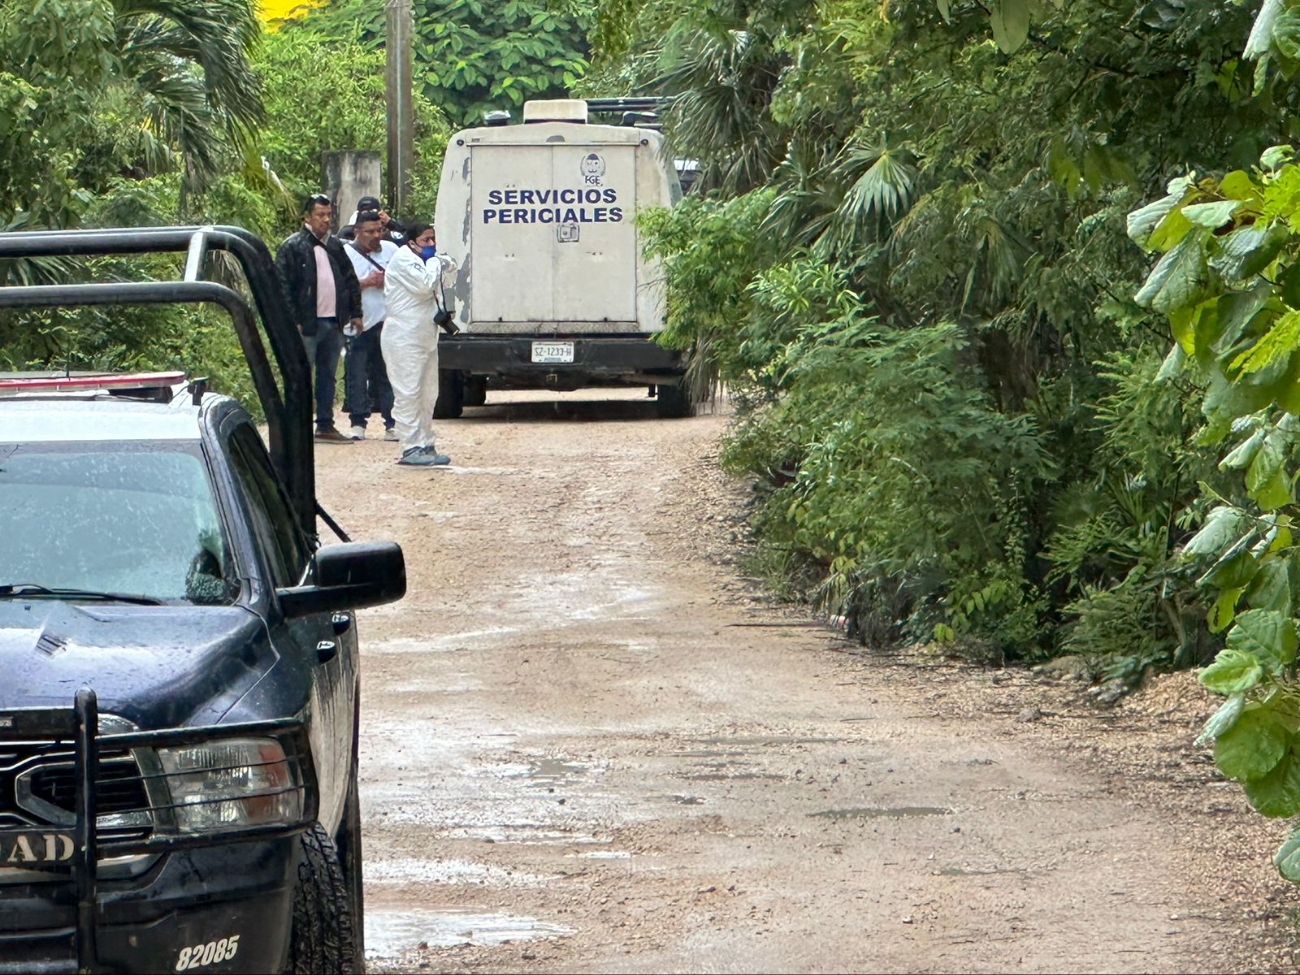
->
xmin=381 ymin=246 xmax=457 ymax=452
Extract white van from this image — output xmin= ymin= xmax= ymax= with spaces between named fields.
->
xmin=432 ymin=98 xmax=690 ymax=417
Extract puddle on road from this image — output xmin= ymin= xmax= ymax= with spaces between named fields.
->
xmin=669 ymin=749 xmax=748 ymax=759
xmin=569 ymin=850 xmax=632 ymax=860
xmin=368 ymin=627 xmax=520 ymax=653
xmin=442 ymin=825 xmax=611 ymax=846
xmin=697 ymin=736 xmax=845 ymax=746
xmin=810 ymin=806 xmax=952 ymax=820
xmin=670 ymin=794 xmax=705 ymax=805
xmin=365 ymin=908 xmax=573 ymax=957
xmin=364 ymin=857 xmax=547 ymax=886
xmin=508 ymin=758 xmax=590 ymax=782
xmin=431 ymin=466 xmax=528 ymax=477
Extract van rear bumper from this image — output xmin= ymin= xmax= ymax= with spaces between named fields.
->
xmin=438 ymin=334 xmax=683 ymax=384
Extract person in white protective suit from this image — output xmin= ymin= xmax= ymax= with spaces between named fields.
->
xmin=381 ymin=222 xmax=458 ymax=466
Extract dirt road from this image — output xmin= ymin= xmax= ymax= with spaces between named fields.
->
xmin=316 ymin=389 xmax=1294 ymax=974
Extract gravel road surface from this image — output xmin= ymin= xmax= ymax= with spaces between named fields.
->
xmin=314 ymin=389 xmax=1295 ymax=974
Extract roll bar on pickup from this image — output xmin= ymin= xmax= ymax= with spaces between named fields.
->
xmin=0 ymin=226 xmax=315 ymax=536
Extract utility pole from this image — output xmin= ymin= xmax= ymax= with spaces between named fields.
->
xmin=385 ymin=0 xmax=414 ymax=216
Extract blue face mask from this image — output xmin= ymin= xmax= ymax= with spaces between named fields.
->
xmin=420 ymin=244 xmax=437 ymax=262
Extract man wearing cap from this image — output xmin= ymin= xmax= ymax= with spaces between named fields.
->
xmin=345 ymin=195 xmax=405 ymax=243
xmin=342 ymin=211 xmax=399 ymax=441
xmin=275 ymin=193 xmax=363 ymax=444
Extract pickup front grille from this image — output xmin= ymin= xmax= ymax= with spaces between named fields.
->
xmin=1 ymin=740 xmax=154 ymax=838
xmin=19 ymin=751 xmax=152 ymax=832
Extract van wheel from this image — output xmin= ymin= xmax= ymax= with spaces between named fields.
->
xmin=433 ymin=369 xmax=464 ymax=419
xmin=655 ymin=381 xmax=694 ymax=418
xmin=463 ymin=376 xmax=487 ymax=408
xmin=286 ymin=824 xmax=360 ymax=974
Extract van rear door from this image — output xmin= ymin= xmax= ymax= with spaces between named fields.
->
xmin=470 ymin=143 xmax=637 ymax=327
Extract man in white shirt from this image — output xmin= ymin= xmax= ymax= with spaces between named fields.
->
xmin=383 ymin=222 xmax=457 ymax=466
xmin=342 ymin=211 xmax=399 ymax=440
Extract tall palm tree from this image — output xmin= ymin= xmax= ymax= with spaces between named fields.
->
xmin=110 ymin=0 xmax=265 ymax=197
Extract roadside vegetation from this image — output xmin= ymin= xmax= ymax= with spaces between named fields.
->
xmin=0 ymin=0 xmax=590 ymax=392
xmin=584 ymin=0 xmax=1300 ymax=878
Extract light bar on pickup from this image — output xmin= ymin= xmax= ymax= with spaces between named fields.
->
xmin=0 ymin=372 xmax=187 ymax=395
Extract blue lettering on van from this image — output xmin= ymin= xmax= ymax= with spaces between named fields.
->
xmin=479 ymin=187 xmax=625 ymax=225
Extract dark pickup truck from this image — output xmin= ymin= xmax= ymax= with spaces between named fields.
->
xmin=0 ymin=227 xmax=402 ymax=974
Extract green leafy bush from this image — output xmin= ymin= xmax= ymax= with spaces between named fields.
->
xmin=304 ymin=0 xmax=591 ymax=126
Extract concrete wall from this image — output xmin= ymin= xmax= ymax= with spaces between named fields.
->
xmin=321 ymin=151 xmax=382 ymax=231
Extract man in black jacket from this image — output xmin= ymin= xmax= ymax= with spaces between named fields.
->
xmin=275 ymin=193 xmax=363 ymax=443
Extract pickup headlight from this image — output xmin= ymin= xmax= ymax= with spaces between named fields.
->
xmin=157 ymin=737 xmax=303 ymax=833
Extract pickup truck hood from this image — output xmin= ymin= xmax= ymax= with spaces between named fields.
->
xmin=0 ymin=600 xmax=277 ymax=729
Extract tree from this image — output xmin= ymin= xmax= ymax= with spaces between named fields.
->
xmin=304 ymin=0 xmax=592 ymax=126
xmin=0 ymin=0 xmax=263 ymax=231
xmin=602 ymin=0 xmax=1278 ymax=666
xmin=255 ymin=25 xmax=450 ymax=219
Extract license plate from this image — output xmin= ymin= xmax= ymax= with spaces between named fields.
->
xmin=531 ymin=342 xmax=574 ymax=364
xmin=0 ymin=828 xmax=75 ymax=866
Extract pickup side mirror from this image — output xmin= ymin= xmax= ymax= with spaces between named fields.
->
xmin=277 ymin=542 xmax=406 ymax=619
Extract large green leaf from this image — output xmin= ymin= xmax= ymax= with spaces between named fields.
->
xmin=1210 ymin=223 xmax=1288 ymax=282
xmin=1221 ymin=429 xmax=1265 ymax=470
xmin=990 ymin=0 xmax=1031 ymax=53
xmin=1225 ymin=608 xmax=1299 ymax=672
xmin=1208 ymin=586 xmax=1245 ymax=633
xmin=1202 ymin=549 xmax=1258 ymax=591
xmin=1127 ymin=191 xmax=1181 ymax=246
xmin=1136 ymin=229 xmax=1209 ymax=313
xmin=1183 ymin=199 xmax=1240 ymax=229
xmin=1245 ymin=558 xmax=1293 ymax=614
xmin=1199 ymin=648 xmax=1265 ymax=694
xmin=1255 ymin=468 xmax=1293 ymax=511
xmin=1216 ymin=706 xmax=1289 ymax=780
xmin=1247 ymin=0 xmax=1286 ymax=59
xmin=1273 ymin=8 xmax=1300 ymax=59
xmin=1247 ymin=430 xmax=1286 ymax=494
xmin=1182 ymin=506 xmax=1252 ymax=558
xmin=1213 ymin=286 xmax=1272 ymax=352
xmin=1220 ymin=170 xmax=1260 ymax=201
xmin=1275 ymin=826 xmax=1300 ymax=882
xmin=1244 ymin=747 xmax=1300 ymax=817
xmin=1196 ymin=693 xmax=1246 ymax=746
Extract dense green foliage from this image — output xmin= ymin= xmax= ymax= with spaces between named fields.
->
xmin=603 ymin=0 xmax=1300 ymax=883
xmin=1130 ymin=140 xmax=1300 ymax=855
xmin=303 ymin=0 xmax=592 ymax=126
xmin=0 ymin=1 xmax=448 ymax=400
xmin=604 ymin=0 xmax=1285 ymax=671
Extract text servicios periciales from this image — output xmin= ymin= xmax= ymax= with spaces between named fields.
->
xmin=483 ymin=188 xmax=624 ymax=226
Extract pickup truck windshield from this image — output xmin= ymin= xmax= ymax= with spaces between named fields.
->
xmin=0 ymin=441 xmax=233 ymax=605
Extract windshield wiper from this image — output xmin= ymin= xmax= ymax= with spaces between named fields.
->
xmin=0 ymin=583 xmax=163 ymax=606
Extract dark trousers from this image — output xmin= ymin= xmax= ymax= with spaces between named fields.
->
xmin=302 ymin=318 xmax=343 ymax=429
xmin=344 ymin=324 xmax=395 ymax=428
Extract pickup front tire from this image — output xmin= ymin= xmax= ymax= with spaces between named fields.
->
xmin=287 ymin=823 xmax=361 ymax=974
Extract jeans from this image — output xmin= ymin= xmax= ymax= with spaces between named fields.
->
xmin=301 ymin=319 xmax=343 ymax=429
xmin=343 ymin=324 xmax=395 ymax=428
